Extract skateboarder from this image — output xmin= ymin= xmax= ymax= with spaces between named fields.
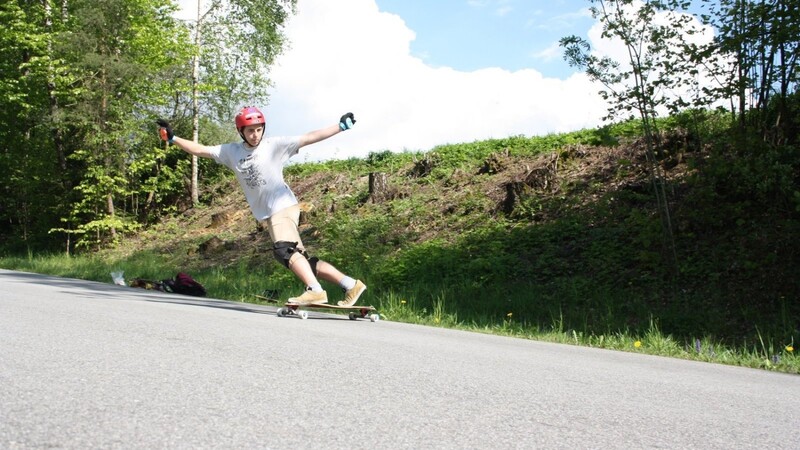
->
xmin=156 ymin=107 xmax=366 ymax=306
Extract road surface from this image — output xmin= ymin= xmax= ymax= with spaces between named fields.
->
xmin=1 ymin=269 xmax=798 ymax=449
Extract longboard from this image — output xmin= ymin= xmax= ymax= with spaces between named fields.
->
xmin=255 ymin=295 xmax=380 ymax=322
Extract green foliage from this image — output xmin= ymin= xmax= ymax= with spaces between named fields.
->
xmin=3 ymin=110 xmax=800 ymax=373
xmin=187 ymin=0 xmax=297 ymax=117
xmin=1 ymin=0 xmax=799 ymax=374
xmin=420 ymin=135 xmax=567 ymax=178
xmin=0 ymin=0 xmax=296 ymax=254
xmin=705 ymin=0 xmax=800 ymax=144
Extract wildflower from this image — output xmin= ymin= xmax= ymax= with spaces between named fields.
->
xmin=787 ymin=345 xmax=794 ymax=353
xmin=634 ymin=341 xmax=642 ymax=348
xmin=506 ymin=312 xmax=513 ymax=319
xmin=400 ymin=299 xmax=407 ymax=305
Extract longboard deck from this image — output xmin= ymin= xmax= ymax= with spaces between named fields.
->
xmin=255 ymin=295 xmax=375 ymax=310
xmin=285 ymin=302 xmax=376 ymax=311
xmin=255 ymin=294 xmax=379 ymax=321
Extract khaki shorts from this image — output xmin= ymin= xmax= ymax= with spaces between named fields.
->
xmin=262 ymin=204 xmax=304 ymax=250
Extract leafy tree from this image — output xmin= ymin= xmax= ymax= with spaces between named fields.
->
xmin=561 ymin=0 xmax=688 ymax=271
xmin=697 ymin=0 xmax=799 ymax=145
xmin=165 ymin=0 xmax=296 ymax=205
xmin=0 ymin=0 xmax=75 ymax=252
xmin=0 ymin=0 xmax=195 ymax=252
xmin=0 ymin=0 xmax=295 ymax=253
xmin=46 ymin=0 xmax=195 ymax=250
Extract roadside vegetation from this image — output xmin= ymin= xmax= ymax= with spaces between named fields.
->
xmin=1 ymin=1 xmax=798 ymax=373
xmin=3 ymin=115 xmax=798 ymax=373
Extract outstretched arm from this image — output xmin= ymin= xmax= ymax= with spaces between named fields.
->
xmin=170 ymin=137 xmax=217 ymax=159
xmin=156 ymin=119 xmax=216 ymax=159
xmin=298 ymin=112 xmax=356 ymax=148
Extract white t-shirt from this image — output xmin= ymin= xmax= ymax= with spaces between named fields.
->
xmin=208 ymin=136 xmax=301 ymax=221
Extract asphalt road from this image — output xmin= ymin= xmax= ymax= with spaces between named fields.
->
xmin=1 ymin=269 xmax=798 ymax=449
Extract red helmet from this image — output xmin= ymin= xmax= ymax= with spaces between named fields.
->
xmin=235 ymin=106 xmax=265 ymax=129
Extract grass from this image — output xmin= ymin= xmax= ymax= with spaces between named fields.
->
xmin=2 ymin=116 xmax=798 ymax=374
xmin=2 ymin=253 xmax=797 ymax=374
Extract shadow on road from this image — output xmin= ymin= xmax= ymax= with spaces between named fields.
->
xmin=0 ymin=269 xmax=275 ymax=316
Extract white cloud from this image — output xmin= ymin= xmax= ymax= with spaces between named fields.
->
xmin=172 ymin=0 xmax=727 ymax=161
xmin=531 ymin=42 xmax=562 ymax=63
xmin=533 ymin=8 xmax=593 ymax=31
xmin=584 ymin=1 xmax=725 ymax=114
xmin=263 ymin=0 xmax=608 ymax=161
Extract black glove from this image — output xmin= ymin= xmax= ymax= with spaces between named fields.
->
xmin=339 ymin=112 xmax=356 ymax=131
xmin=156 ymin=119 xmax=174 ymax=143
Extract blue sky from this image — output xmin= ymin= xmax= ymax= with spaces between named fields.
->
xmin=374 ymin=0 xmax=594 ymax=78
xmin=176 ymin=0 xmax=715 ymax=160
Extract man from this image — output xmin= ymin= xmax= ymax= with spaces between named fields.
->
xmin=156 ymin=107 xmax=366 ymax=306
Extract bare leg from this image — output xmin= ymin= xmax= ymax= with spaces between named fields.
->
xmin=288 ymin=254 xmax=319 ymax=287
xmin=315 ymin=260 xmax=346 ymax=285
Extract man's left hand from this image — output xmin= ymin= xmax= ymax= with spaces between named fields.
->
xmin=339 ymin=112 xmax=356 ymax=131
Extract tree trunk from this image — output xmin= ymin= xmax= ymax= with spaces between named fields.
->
xmin=369 ymin=172 xmax=390 ymax=203
xmin=43 ymin=0 xmax=69 ymax=187
xmin=107 ymin=192 xmax=116 ymax=240
xmin=190 ymin=0 xmax=202 ymax=206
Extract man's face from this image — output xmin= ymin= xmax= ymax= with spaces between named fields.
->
xmin=242 ymin=124 xmax=264 ymax=147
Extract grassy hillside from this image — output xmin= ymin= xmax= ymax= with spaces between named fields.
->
xmin=4 ymin=118 xmax=798 ymax=372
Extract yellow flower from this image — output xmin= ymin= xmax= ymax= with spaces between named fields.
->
xmin=506 ymin=312 xmax=513 ymax=318
xmin=634 ymin=341 xmax=642 ymax=348
xmin=400 ymin=300 xmax=407 ymax=305
xmin=787 ymin=345 xmax=794 ymax=353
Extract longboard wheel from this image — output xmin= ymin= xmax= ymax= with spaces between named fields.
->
xmin=298 ymin=310 xmax=309 ymax=320
xmin=276 ymin=307 xmax=287 ymax=317
xmin=369 ymin=313 xmax=380 ymax=322
xmin=348 ymin=312 xmax=358 ymax=320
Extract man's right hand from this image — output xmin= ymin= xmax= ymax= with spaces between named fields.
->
xmin=156 ymin=119 xmax=174 ymax=143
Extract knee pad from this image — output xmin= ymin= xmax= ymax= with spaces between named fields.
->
xmin=308 ymin=257 xmax=319 ymax=276
xmin=273 ymin=241 xmax=320 ymax=276
xmin=273 ymin=241 xmax=300 ymax=268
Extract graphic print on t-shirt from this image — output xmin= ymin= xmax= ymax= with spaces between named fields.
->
xmin=238 ymin=154 xmax=267 ymax=188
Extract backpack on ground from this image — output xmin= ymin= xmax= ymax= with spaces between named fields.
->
xmin=162 ymin=272 xmax=207 ymax=297
xmin=130 ymin=272 xmax=207 ymax=297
